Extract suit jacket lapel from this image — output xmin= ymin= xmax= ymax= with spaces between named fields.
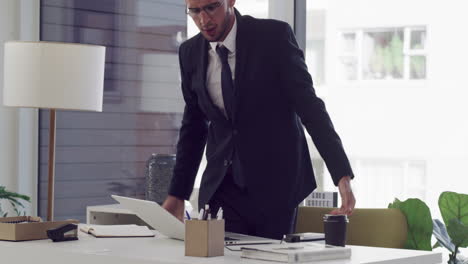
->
xmin=197 ymin=36 xmax=227 ymax=122
xmin=233 ymin=9 xmax=248 ymax=124
xmin=234 ymin=9 xmax=248 ymax=85
xmin=199 ymin=37 xmax=209 ymax=91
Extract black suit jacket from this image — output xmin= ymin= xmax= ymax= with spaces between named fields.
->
xmin=169 ymin=10 xmax=354 ymax=212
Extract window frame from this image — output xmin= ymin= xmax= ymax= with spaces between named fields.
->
xmin=337 ymin=26 xmax=428 ymax=83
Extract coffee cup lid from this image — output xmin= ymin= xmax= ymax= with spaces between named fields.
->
xmin=323 ymin=214 xmax=349 ymax=222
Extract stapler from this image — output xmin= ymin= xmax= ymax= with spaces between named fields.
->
xmin=47 ymin=223 xmax=79 ymax=242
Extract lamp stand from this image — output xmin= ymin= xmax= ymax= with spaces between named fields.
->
xmin=47 ymin=109 xmax=56 ymax=221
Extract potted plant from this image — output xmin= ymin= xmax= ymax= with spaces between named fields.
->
xmin=433 ymin=192 xmax=468 ymax=264
xmin=0 ymin=185 xmax=30 ymax=217
xmin=389 ymin=191 xmax=468 ymax=264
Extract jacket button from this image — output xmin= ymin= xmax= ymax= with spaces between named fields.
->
xmin=224 ymin=160 xmax=229 ymax=166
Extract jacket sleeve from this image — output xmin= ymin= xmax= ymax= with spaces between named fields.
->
xmin=278 ymin=23 xmax=354 ymax=186
xmin=168 ymin=45 xmax=208 ymax=200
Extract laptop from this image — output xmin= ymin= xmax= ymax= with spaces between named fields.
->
xmin=111 ymin=195 xmax=277 ymax=245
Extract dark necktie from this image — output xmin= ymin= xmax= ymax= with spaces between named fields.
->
xmin=216 ymin=45 xmax=245 ymax=189
xmin=216 ymin=45 xmax=235 ymax=120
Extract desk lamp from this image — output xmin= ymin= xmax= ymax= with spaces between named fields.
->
xmin=2 ymin=41 xmax=105 ymax=221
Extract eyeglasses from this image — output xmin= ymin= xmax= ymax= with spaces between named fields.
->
xmin=186 ymin=1 xmax=223 ymax=18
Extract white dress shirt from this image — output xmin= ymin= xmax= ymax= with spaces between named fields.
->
xmin=207 ymin=17 xmax=237 ymax=117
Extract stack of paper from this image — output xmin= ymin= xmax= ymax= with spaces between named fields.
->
xmin=80 ymin=224 xmax=154 ymax=238
xmin=241 ymin=242 xmax=351 ymax=263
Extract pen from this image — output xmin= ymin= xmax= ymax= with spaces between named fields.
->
xmin=203 ymin=204 xmax=210 ymax=220
xmin=216 ymin=207 xmax=223 ymax=220
xmin=198 ymin=209 xmax=205 ymax=220
xmin=185 ymin=210 xmax=191 ymax=220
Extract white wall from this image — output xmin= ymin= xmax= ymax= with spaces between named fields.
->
xmin=0 ymin=0 xmax=39 ymax=216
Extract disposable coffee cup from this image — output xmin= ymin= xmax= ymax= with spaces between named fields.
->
xmin=323 ymin=214 xmax=348 ymax=247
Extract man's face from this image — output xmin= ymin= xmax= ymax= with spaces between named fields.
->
xmin=186 ymin=0 xmax=235 ymax=42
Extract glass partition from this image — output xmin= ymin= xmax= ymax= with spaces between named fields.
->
xmin=39 ymin=0 xmax=186 ymax=221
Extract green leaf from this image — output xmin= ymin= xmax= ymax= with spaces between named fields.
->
xmin=388 ymin=198 xmax=402 ymax=209
xmin=389 ymin=198 xmax=433 ymax=250
xmin=5 ymin=197 xmax=24 ymax=207
xmin=439 ymin=192 xmax=468 ymax=227
xmin=0 ymin=185 xmax=30 ymax=202
xmin=9 ymin=198 xmax=24 ymax=207
xmin=447 ymin=218 xmax=468 ymax=248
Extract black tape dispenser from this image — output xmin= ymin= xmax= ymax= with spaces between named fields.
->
xmin=47 ymin=223 xmax=79 ymax=242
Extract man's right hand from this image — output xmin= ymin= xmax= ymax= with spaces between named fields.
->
xmin=162 ymin=195 xmax=185 ymax=222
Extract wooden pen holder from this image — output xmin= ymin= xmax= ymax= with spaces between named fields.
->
xmin=185 ymin=219 xmax=225 ymax=257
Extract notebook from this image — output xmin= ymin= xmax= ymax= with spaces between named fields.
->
xmin=80 ymin=224 xmax=154 ymax=238
xmin=241 ymin=242 xmax=351 ymax=263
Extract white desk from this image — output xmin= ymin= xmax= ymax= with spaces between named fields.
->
xmin=0 ymin=231 xmax=441 ymax=264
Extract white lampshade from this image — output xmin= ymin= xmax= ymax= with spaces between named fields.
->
xmin=3 ymin=41 xmax=105 ymax=111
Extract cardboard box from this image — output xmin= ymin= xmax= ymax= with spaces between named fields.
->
xmin=0 ymin=216 xmax=79 ymax=241
xmin=185 ymin=219 xmax=224 ymax=257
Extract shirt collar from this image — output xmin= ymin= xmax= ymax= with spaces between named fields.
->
xmin=209 ymin=16 xmax=237 ymax=53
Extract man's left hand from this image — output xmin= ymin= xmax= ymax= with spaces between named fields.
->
xmin=330 ymin=176 xmax=355 ymax=216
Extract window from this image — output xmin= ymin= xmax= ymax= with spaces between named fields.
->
xmin=351 ymin=160 xmax=427 ymax=208
xmin=362 ymin=29 xmax=404 ymax=80
xmin=317 ymin=158 xmax=427 ymax=208
xmin=338 ymin=32 xmax=358 ymax=80
xmin=338 ymin=27 xmax=427 ymax=81
xmin=408 ymin=28 xmax=427 ymax=79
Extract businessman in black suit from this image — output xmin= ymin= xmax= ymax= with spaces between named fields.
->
xmin=163 ymin=0 xmax=356 ymax=239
